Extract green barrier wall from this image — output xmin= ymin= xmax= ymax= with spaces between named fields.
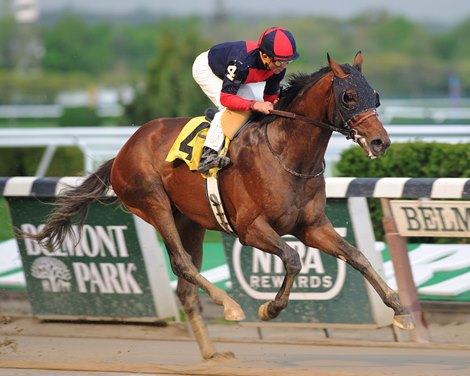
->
xmin=6 ymin=197 xmax=178 ymax=321
xmin=223 ymin=198 xmax=393 ymax=326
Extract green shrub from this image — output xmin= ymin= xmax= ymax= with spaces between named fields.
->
xmin=0 ymin=148 xmax=44 ymax=176
xmin=58 ymin=106 xmax=101 ymax=127
xmin=337 ymin=142 xmax=470 ymax=178
xmin=0 ymin=147 xmax=84 ymax=176
xmin=45 ymin=147 xmax=84 ymax=176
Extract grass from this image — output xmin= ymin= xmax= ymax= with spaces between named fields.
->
xmin=0 ymin=117 xmax=123 ymax=128
xmin=0 ymin=198 xmax=14 ymax=241
xmin=0 ymin=118 xmax=59 ymax=128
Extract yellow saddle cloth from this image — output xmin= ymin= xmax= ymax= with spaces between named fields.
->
xmin=165 ymin=116 xmax=230 ymax=176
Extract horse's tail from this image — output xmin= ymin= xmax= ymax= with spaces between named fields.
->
xmin=22 ymin=158 xmax=115 ymax=249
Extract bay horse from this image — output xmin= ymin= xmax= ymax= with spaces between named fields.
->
xmin=28 ymin=52 xmax=413 ymax=359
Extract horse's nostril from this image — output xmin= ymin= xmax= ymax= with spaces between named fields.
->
xmin=371 ymin=139 xmax=384 ymax=149
xmin=371 ymin=138 xmax=391 ymax=153
xmin=371 ymin=138 xmax=390 ymax=150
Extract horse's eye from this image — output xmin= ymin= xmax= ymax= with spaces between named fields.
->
xmin=375 ymin=91 xmax=381 ymax=108
xmin=341 ymin=91 xmax=356 ymax=108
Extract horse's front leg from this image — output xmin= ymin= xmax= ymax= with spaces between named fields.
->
xmin=242 ymin=220 xmax=302 ymax=321
xmin=297 ymin=220 xmax=415 ymax=330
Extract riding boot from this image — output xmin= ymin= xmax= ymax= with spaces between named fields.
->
xmin=198 ymin=110 xmax=231 ymax=173
xmin=198 ymin=147 xmax=231 ymax=173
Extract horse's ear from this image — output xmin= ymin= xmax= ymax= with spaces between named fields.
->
xmin=327 ymin=53 xmax=348 ymax=78
xmin=353 ymin=51 xmax=363 ymax=72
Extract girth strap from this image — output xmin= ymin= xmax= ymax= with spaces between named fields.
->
xmin=205 ymin=176 xmax=235 ymax=234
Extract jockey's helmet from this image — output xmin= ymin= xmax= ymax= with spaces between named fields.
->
xmin=258 ymin=27 xmax=300 ymax=62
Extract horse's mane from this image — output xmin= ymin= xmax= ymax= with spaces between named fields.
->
xmin=258 ymin=65 xmax=333 ymax=126
xmin=275 ymin=65 xmax=333 ymax=111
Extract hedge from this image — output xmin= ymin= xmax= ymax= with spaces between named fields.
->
xmin=0 ymin=147 xmax=84 ymax=177
xmin=337 ymin=142 xmax=470 ymax=178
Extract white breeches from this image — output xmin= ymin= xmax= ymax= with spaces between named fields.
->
xmin=192 ymin=51 xmax=264 ymax=151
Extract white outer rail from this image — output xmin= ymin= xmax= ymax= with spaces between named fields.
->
xmin=1 ymin=124 xmax=470 ymax=176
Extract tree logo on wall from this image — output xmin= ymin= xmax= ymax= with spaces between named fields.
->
xmin=30 ymin=256 xmax=72 ymax=292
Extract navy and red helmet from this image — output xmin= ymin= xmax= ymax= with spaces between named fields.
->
xmin=258 ymin=27 xmax=300 ymax=61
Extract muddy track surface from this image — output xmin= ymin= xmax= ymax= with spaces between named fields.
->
xmin=1 ymin=316 xmax=470 ymax=376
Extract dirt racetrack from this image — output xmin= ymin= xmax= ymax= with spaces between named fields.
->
xmin=1 ymin=294 xmax=470 ymax=376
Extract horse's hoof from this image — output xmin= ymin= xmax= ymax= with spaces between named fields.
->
xmin=258 ymin=301 xmax=272 ymax=321
xmin=206 ymin=351 xmax=236 ymax=360
xmin=224 ymin=305 xmax=245 ymax=321
xmin=393 ymin=314 xmax=415 ymax=330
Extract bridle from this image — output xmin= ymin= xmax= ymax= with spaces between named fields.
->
xmin=270 ymin=70 xmax=380 ymax=140
xmin=266 ymin=66 xmax=380 ymax=178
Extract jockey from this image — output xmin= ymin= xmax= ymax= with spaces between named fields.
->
xmin=192 ymin=26 xmax=299 ymax=173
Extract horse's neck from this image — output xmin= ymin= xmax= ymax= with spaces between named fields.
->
xmin=271 ymin=80 xmax=333 ymax=174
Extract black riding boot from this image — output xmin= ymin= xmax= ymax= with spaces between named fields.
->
xmin=198 ymin=147 xmax=231 ymax=173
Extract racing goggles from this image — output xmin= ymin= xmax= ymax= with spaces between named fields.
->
xmin=272 ymin=59 xmax=293 ymax=67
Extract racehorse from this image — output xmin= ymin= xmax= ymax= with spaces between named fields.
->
xmin=26 ymin=52 xmax=414 ymax=359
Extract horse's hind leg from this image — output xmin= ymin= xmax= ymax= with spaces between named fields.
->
xmin=173 ymin=214 xmax=234 ymax=360
xmin=300 ymin=221 xmax=414 ymax=330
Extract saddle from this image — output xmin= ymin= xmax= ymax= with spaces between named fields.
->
xmin=165 ymin=109 xmax=253 ymax=234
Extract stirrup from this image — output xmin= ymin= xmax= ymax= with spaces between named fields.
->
xmin=218 ymin=155 xmax=231 ymax=169
xmin=198 ymin=150 xmax=231 ymax=173
xmin=198 ymin=157 xmax=231 ymax=173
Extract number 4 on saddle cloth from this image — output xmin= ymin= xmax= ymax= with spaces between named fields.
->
xmin=165 ymin=109 xmax=252 ymax=178
xmin=165 ymin=115 xmax=227 ymax=177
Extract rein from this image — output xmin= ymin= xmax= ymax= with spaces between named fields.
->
xmin=264 ymin=86 xmax=338 ymax=179
xmin=264 ymin=123 xmax=326 ymax=179
xmin=265 ymin=104 xmax=345 ymax=179
xmin=270 ymin=109 xmax=350 ymax=136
